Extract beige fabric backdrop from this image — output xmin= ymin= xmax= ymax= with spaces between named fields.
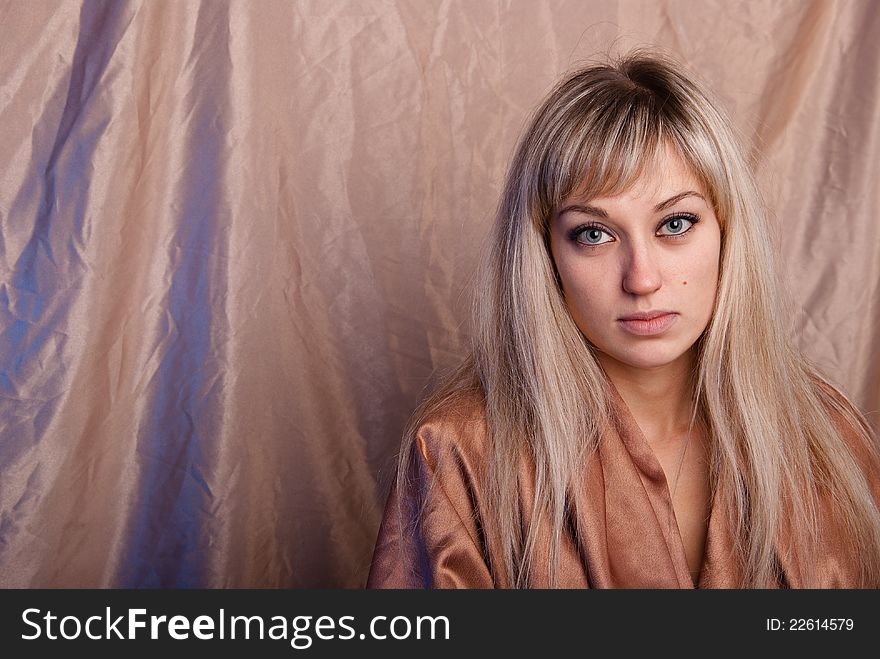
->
xmin=0 ymin=0 xmax=877 ymax=587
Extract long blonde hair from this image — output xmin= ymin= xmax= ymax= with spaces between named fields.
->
xmin=398 ymin=50 xmax=880 ymax=587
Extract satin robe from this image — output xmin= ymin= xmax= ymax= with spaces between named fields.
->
xmin=367 ymin=380 xmax=880 ymax=588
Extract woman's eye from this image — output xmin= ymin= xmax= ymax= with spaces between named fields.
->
xmin=575 ymin=226 xmax=613 ymax=246
xmin=657 ymin=215 xmax=696 ymax=236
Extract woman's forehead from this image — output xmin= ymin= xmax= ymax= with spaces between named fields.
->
xmin=562 ymin=143 xmax=707 ymax=206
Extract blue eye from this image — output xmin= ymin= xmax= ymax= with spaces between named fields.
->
xmin=575 ymin=226 xmax=613 ymax=246
xmin=658 ymin=215 xmax=697 ymax=236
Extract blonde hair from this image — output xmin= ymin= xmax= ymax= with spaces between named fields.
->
xmin=398 ymin=50 xmax=880 ymax=587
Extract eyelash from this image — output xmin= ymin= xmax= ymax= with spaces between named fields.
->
xmin=568 ymin=213 xmax=701 ymax=248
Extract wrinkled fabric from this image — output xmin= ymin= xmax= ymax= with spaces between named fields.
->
xmin=0 ymin=0 xmax=879 ymax=587
xmin=367 ymin=379 xmax=880 ymax=588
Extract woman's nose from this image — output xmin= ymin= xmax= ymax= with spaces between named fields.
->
xmin=622 ymin=245 xmax=662 ymax=295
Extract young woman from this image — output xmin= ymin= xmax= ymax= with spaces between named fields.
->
xmin=367 ymin=51 xmax=880 ymax=588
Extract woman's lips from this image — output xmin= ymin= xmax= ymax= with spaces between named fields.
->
xmin=617 ymin=312 xmax=678 ymax=336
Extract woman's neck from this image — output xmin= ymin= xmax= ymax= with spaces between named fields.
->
xmin=598 ymin=349 xmax=698 ymax=445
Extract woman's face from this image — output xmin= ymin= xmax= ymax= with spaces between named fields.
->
xmin=549 ymin=146 xmax=721 ymax=373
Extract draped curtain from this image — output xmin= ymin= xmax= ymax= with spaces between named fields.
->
xmin=1 ymin=0 xmax=878 ymax=587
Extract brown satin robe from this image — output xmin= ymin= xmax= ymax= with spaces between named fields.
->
xmin=367 ymin=380 xmax=879 ymax=588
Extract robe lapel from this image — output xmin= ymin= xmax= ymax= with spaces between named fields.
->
xmin=574 ymin=386 xmax=695 ymax=587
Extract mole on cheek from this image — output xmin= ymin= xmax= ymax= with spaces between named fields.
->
xmin=682 ymin=281 xmax=688 ymax=285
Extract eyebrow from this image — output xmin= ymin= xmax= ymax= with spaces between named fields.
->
xmin=654 ymin=190 xmax=705 ymax=212
xmin=556 ymin=190 xmax=706 ymax=219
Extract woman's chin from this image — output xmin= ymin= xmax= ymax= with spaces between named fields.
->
xmin=595 ymin=344 xmax=695 ymax=373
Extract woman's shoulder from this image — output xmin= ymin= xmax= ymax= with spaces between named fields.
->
xmin=409 ymin=383 xmax=491 ymax=471
xmin=808 ymin=373 xmax=879 ymax=475
xmin=809 ymin=374 xmax=873 ymax=437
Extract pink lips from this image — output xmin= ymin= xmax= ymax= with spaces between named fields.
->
xmin=617 ymin=311 xmax=678 ymax=336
